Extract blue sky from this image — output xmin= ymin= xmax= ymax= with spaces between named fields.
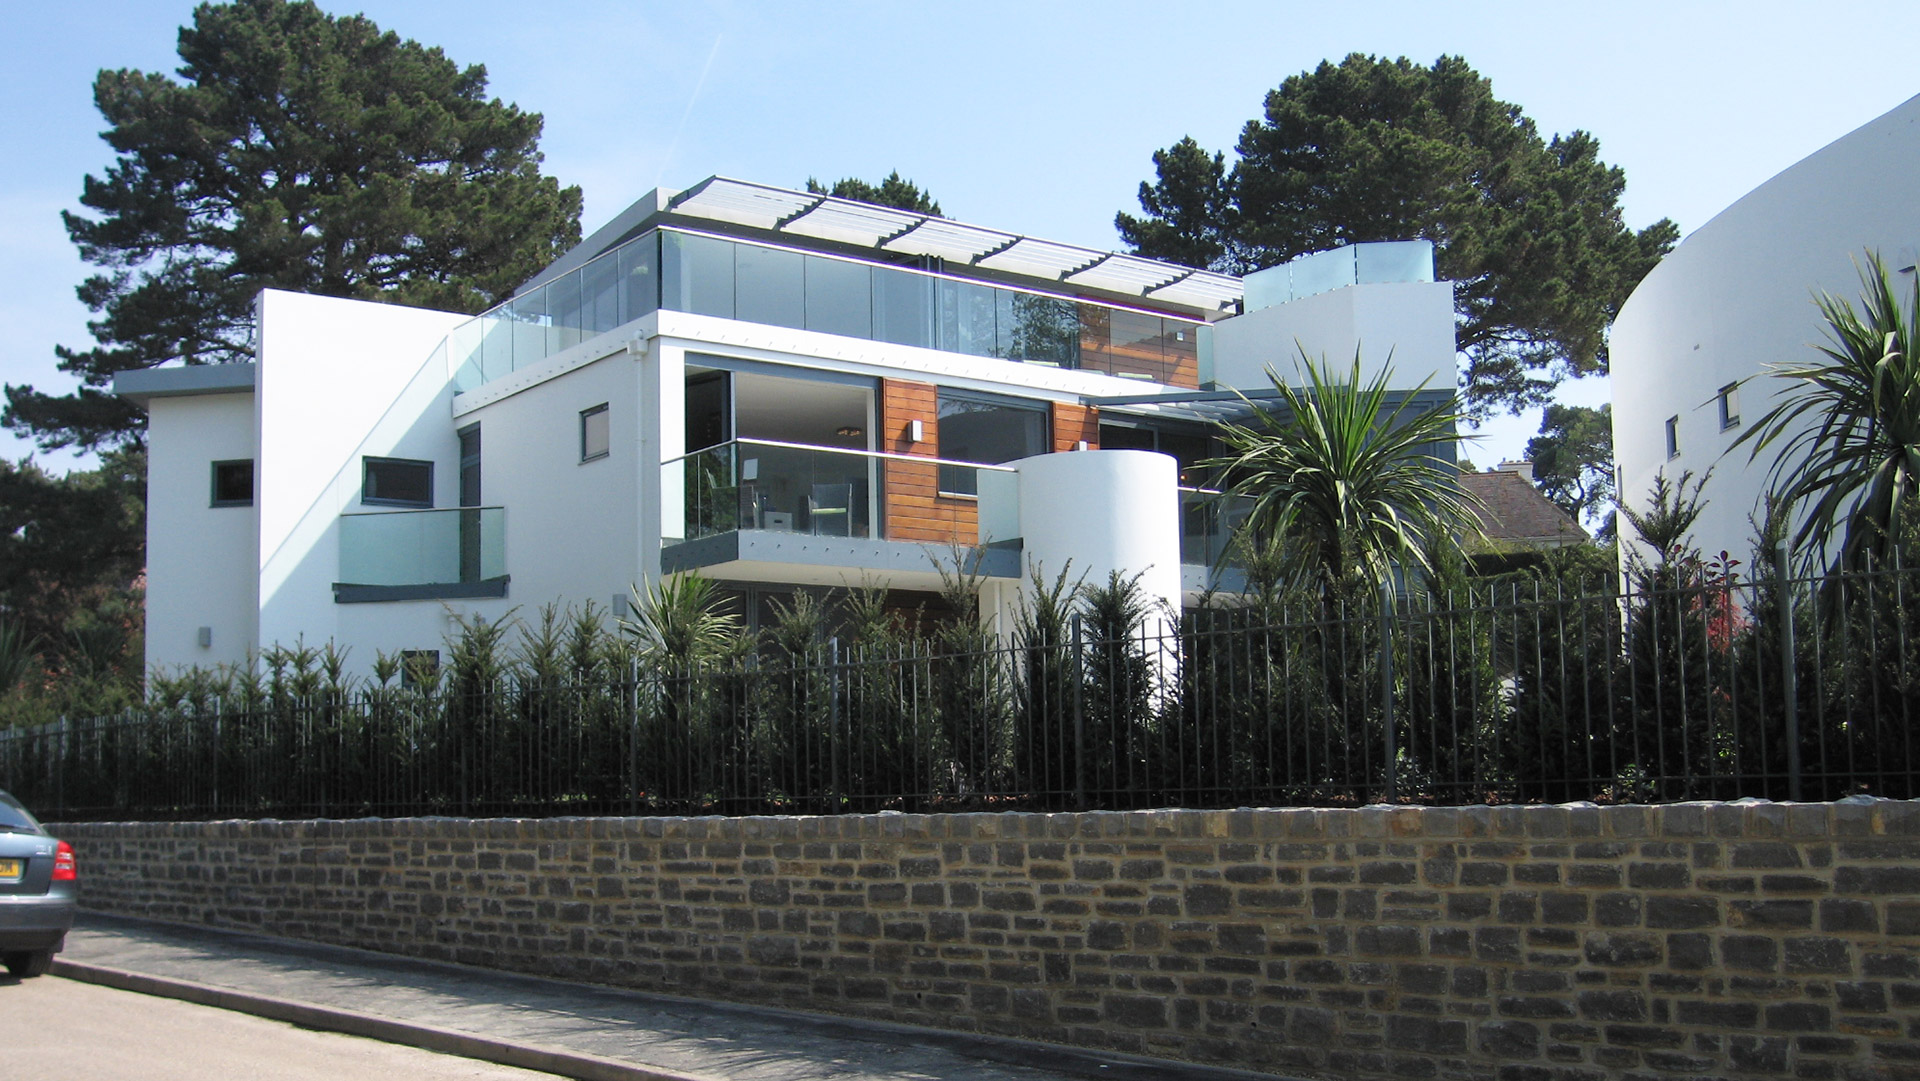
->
xmin=4 ymin=0 xmax=1918 ymax=472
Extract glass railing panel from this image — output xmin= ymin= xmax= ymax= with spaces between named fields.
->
xmin=663 ymin=230 xmax=735 ymax=318
xmin=546 ymin=271 xmax=584 ymax=354
xmin=338 ymin=507 xmax=506 ymax=587
xmin=670 ymin=440 xmax=1017 ymax=550
xmin=1288 ymin=245 xmax=1357 ymax=300
xmin=1355 ymin=239 xmax=1435 ymax=284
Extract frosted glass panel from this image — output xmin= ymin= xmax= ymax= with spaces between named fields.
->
xmin=1288 ymin=247 xmax=1356 ymax=300
xmin=1355 ymin=240 xmax=1435 ymax=284
xmin=339 ymin=508 xmax=505 ymax=586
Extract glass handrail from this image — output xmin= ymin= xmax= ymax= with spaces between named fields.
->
xmin=338 ymin=506 xmax=506 ymax=587
xmin=666 ymin=439 xmax=1017 ymax=548
xmin=450 ymin=227 xmax=1208 ymax=394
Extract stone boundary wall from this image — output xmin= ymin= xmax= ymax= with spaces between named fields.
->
xmin=54 ymin=800 xmax=1920 ymax=1080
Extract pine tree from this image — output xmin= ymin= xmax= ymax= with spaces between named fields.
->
xmin=5 ymin=0 xmax=583 ymax=450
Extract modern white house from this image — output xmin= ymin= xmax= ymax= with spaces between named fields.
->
xmin=119 ymin=177 xmax=1456 ymax=676
xmin=1611 ymin=93 xmax=1920 ymax=563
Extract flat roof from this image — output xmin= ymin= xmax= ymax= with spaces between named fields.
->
xmin=114 ymin=363 xmax=258 ymax=407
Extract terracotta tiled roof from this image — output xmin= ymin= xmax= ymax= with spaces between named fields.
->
xmin=1457 ymin=469 xmax=1589 ymax=547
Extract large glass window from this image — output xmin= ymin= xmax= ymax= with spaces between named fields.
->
xmin=662 ymin=230 xmax=735 ymax=318
xmin=734 ymin=243 xmax=805 ymax=329
xmin=938 ymin=391 xmax=1046 ymax=495
xmin=805 ymin=255 xmax=872 ymax=339
xmin=938 ymin=279 xmax=1003 ymax=359
xmin=872 ymin=266 xmax=933 ymax=349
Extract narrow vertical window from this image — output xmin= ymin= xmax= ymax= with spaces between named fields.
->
xmin=1718 ymin=383 xmax=1740 ymax=431
xmin=210 ymin=459 xmax=254 ymax=507
xmin=1665 ymin=416 xmax=1680 ymax=460
xmin=581 ymin=403 xmax=610 ymax=462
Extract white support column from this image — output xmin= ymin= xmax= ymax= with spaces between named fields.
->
xmin=637 ymin=335 xmax=685 ymax=587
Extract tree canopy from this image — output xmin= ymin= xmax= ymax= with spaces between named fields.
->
xmin=1527 ymin=403 xmax=1617 ymax=528
xmin=1118 ymin=54 xmax=1678 ymax=419
xmin=805 ymin=171 xmax=942 ymax=216
xmin=5 ymin=0 xmax=583 ymax=451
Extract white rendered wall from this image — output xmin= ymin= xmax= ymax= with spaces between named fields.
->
xmin=1612 ymin=93 xmax=1920 ymax=563
xmin=452 ymin=349 xmax=647 ymax=624
xmin=1210 ymin=280 xmax=1457 ymax=393
xmin=1014 ymin=450 xmax=1181 ymax=631
xmin=254 ymin=290 xmax=476 ymax=667
xmin=144 ymin=392 xmax=258 ymax=673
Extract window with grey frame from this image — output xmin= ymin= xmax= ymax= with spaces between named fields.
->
xmin=1718 ymin=383 xmax=1740 ymax=431
xmin=362 ymin=457 xmax=433 ymax=507
xmin=936 ymin=391 xmax=1046 ymax=495
xmin=1665 ymin=416 xmax=1680 ymax=460
xmin=210 ymin=459 xmax=254 ymax=507
xmin=581 ymin=403 xmax=610 ymax=462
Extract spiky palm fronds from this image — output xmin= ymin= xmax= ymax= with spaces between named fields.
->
xmin=1208 ymin=348 xmax=1481 ymax=589
xmin=1735 ymin=251 xmax=1920 ymax=578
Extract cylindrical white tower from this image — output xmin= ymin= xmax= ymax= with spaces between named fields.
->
xmin=1013 ymin=449 xmax=1182 ymax=627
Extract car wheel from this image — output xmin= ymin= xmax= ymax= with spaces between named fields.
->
xmin=3 ymin=950 xmax=54 ymax=978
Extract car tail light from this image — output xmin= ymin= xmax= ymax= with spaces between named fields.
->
xmin=51 ymin=840 xmax=76 ymax=882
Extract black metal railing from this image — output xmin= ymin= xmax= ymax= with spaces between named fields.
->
xmin=7 ymin=561 xmax=1920 ymax=820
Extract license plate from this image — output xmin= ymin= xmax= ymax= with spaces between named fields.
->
xmin=0 ymin=859 xmax=20 ymax=880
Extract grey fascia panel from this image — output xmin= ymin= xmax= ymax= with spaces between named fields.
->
xmin=115 ymin=363 xmax=258 ymax=407
xmin=333 ymin=577 xmax=510 ymax=604
xmin=662 ymin=530 xmax=1020 ymax=579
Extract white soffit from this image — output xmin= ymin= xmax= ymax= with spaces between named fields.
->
xmin=882 ymin=218 xmax=1015 ymax=263
xmin=1066 ymin=254 xmax=1182 ymax=294
xmin=782 ymin=200 xmax=923 ymax=247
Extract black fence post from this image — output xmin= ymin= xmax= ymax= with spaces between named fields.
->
xmin=1380 ymin=580 xmax=1397 ymax=804
xmin=1777 ymin=542 xmax=1802 ymax=802
xmin=1071 ymin=613 xmax=1086 ymax=811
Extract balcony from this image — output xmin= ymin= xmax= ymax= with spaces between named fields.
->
xmin=662 ymin=440 xmax=1021 ymax=582
xmin=333 ymin=507 xmax=508 ymax=603
xmin=451 ymin=228 xmax=1207 ymax=392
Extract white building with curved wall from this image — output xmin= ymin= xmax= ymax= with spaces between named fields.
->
xmin=1612 ymin=94 xmax=1920 ymax=564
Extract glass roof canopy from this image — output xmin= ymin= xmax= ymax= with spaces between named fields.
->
xmin=667 ymin=177 xmax=1244 ymax=314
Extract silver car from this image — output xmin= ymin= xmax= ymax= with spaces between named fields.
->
xmin=0 ymin=789 xmax=75 ymax=978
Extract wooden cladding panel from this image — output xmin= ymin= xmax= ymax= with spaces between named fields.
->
xmin=880 ymin=378 xmax=978 ymax=545
xmin=1052 ymin=404 xmax=1099 ymax=453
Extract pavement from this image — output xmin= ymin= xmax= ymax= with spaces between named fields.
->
xmin=55 ymin=912 xmax=1284 ymax=1081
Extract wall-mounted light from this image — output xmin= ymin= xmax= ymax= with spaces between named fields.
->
xmin=907 ymin=419 xmax=924 ymax=443
xmin=196 ymin=626 xmax=212 ymax=648
xmin=1075 ymin=440 xmax=1089 ymax=451
xmin=835 ymin=426 xmax=864 ymax=438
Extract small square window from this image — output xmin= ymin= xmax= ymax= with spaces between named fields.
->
xmin=1665 ymin=416 xmax=1680 ymax=460
xmin=1718 ymin=383 xmax=1740 ymax=431
xmin=210 ymin=459 xmax=254 ymax=507
xmin=363 ymin=457 xmax=434 ymax=507
xmin=400 ymin=649 xmax=440 ymax=689
xmin=581 ymin=403 xmax=610 ymax=462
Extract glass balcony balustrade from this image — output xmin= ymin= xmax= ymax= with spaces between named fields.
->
xmin=338 ymin=507 xmax=506 ymax=587
xmin=451 ymin=229 xmax=1207 ymax=392
xmin=666 ymin=439 xmax=1018 ymax=549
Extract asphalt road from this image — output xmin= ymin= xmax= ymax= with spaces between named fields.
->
xmin=0 ymin=974 xmax=569 ymax=1081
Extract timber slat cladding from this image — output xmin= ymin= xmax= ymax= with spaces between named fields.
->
xmin=881 ymin=378 xmax=978 ymax=544
xmin=1051 ymin=404 xmax=1099 ymax=452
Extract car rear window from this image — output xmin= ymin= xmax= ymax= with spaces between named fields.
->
xmin=0 ymin=794 xmax=42 ymax=832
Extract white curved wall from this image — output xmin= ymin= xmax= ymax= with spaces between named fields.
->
xmin=1015 ymin=450 xmax=1181 ymax=627
xmin=1612 ymin=94 xmax=1920 ymax=563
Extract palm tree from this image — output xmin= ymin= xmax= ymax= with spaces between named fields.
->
xmin=1208 ymin=348 xmax=1481 ymax=591
xmin=1736 ymin=251 xmax=1920 ymax=577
